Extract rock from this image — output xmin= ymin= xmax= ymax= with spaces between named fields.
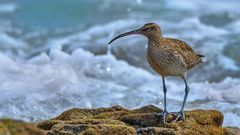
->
xmin=92 ymin=110 xmax=131 ymax=120
xmin=224 ymin=127 xmax=240 ymax=135
xmin=120 ymin=113 xmax=164 ymax=127
xmin=131 ymin=105 xmax=162 ymax=113
xmin=128 ymin=110 xmax=224 ymax=135
xmin=37 ymin=105 xmax=233 ymax=135
xmin=0 ymin=119 xmax=45 ymax=135
xmin=38 ymin=106 xmax=135 ymax=135
xmin=54 ymin=105 xmax=127 ymax=121
xmin=0 ymin=105 xmax=238 ymax=135
xmin=50 ymin=124 xmax=136 ymax=135
xmin=37 ymin=119 xmax=126 ymax=130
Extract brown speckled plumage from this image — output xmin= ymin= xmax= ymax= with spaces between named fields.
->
xmin=147 ymin=37 xmax=202 ymax=76
xmin=108 ymin=23 xmax=204 ymax=126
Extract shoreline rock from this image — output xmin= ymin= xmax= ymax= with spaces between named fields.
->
xmin=0 ymin=119 xmax=45 ymax=135
xmin=0 ymin=105 xmax=239 ymax=135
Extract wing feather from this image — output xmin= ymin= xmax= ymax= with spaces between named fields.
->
xmin=161 ymin=38 xmax=202 ymax=70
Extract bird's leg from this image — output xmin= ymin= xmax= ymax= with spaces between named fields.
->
xmin=155 ymin=77 xmax=169 ymax=126
xmin=173 ymin=76 xmax=190 ymax=122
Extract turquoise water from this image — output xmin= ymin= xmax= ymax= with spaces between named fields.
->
xmin=0 ymin=0 xmax=239 ymax=127
xmin=7 ymin=0 xmax=145 ymax=29
xmin=10 ymin=0 xmax=105 ymax=29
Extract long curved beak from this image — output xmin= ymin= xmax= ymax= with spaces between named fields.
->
xmin=108 ymin=29 xmax=140 ymax=45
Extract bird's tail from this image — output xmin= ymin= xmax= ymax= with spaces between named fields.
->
xmin=198 ymin=54 xmax=207 ymax=63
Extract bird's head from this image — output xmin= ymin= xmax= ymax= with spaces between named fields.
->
xmin=108 ymin=23 xmax=162 ymax=44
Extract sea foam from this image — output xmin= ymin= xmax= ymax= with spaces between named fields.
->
xmin=0 ymin=48 xmax=239 ymax=126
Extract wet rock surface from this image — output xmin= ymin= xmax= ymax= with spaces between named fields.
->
xmin=224 ymin=127 xmax=240 ymax=135
xmin=0 ymin=119 xmax=45 ymax=135
xmin=37 ymin=105 xmax=239 ymax=135
xmin=0 ymin=105 xmax=239 ymax=135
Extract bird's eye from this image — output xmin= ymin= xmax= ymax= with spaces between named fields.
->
xmin=143 ymin=27 xmax=151 ymax=31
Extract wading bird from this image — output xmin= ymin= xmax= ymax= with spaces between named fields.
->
xmin=108 ymin=23 xmax=204 ymax=126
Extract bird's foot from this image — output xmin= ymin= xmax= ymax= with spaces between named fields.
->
xmin=154 ymin=111 xmax=169 ymax=127
xmin=173 ymin=111 xmax=185 ymax=122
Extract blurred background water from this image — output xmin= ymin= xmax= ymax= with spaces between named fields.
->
xmin=0 ymin=0 xmax=239 ymax=127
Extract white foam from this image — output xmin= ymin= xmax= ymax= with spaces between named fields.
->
xmin=136 ymin=0 xmax=142 ymax=4
xmin=0 ymin=49 xmax=239 ymax=127
xmin=0 ymin=3 xmax=17 ymax=13
xmin=226 ymin=19 xmax=240 ymax=33
xmin=0 ymin=33 xmax=26 ymax=49
xmin=166 ymin=0 xmax=240 ymax=13
xmin=178 ymin=18 xmax=228 ymax=40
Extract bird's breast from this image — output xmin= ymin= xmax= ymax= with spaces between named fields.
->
xmin=146 ymin=44 xmax=186 ymax=76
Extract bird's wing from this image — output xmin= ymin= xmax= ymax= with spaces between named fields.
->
xmin=162 ymin=38 xmax=202 ymax=70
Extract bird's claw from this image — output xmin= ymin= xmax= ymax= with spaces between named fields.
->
xmin=173 ymin=111 xmax=185 ymax=122
xmin=154 ymin=111 xmax=169 ymax=126
xmin=155 ymin=111 xmax=186 ymax=126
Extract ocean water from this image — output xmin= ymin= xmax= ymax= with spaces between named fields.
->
xmin=0 ymin=0 xmax=239 ymax=127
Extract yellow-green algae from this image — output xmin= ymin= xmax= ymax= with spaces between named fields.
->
xmin=0 ymin=105 xmax=239 ymax=135
xmin=37 ymin=105 xmax=230 ymax=135
xmin=0 ymin=119 xmax=45 ymax=135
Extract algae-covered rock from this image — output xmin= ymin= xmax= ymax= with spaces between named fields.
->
xmin=0 ymin=119 xmax=45 ymax=135
xmin=50 ymin=124 xmax=136 ymax=135
xmin=37 ymin=119 xmax=126 ymax=130
xmin=37 ymin=105 xmax=231 ymax=135
xmin=38 ymin=118 xmax=135 ymax=135
xmin=125 ymin=109 xmax=224 ymax=135
xmin=224 ymin=127 xmax=240 ymax=135
xmin=54 ymin=105 xmax=127 ymax=121
xmin=1 ymin=105 xmax=237 ymax=135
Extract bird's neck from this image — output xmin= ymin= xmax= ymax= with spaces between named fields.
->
xmin=147 ymin=34 xmax=163 ymax=47
xmin=148 ymin=35 xmax=162 ymax=41
xmin=144 ymin=28 xmax=163 ymax=47
xmin=146 ymin=30 xmax=163 ymax=42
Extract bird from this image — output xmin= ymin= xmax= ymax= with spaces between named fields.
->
xmin=108 ymin=23 xmax=204 ymax=126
